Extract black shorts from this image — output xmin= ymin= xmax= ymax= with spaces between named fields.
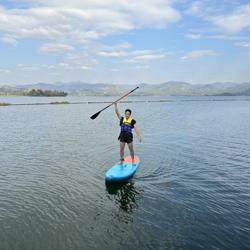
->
xmin=118 ymin=132 xmax=133 ymax=143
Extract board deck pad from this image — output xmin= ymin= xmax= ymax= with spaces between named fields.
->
xmin=105 ymin=155 xmax=140 ymax=182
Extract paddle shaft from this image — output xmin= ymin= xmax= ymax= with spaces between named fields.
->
xmin=97 ymin=86 xmax=139 ymax=113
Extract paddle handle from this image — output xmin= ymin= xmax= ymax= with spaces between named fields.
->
xmin=99 ymin=86 xmax=139 ymax=113
xmin=112 ymin=86 xmax=139 ymax=104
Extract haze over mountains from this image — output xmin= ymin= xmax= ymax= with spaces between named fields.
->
xmin=1 ymin=82 xmax=250 ymax=96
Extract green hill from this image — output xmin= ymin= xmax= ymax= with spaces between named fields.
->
xmin=1 ymin=81 xmax=250 ymax=96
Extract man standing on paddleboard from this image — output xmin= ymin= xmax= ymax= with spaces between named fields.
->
xmin=114 ymin=102 xmax=142 ymax=164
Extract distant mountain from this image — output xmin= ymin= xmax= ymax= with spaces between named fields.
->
xmin=136 ymin=81 xmax=250 ymax=96
xmin=1 ymin=81 xmax=250 ymax=96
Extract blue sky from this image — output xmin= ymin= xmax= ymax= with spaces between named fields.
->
xmin=0 ymin=0 xmax=250 ymax=85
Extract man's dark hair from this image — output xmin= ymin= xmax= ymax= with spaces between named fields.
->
xmin=125 ymin=109 xmax=132 ymax=114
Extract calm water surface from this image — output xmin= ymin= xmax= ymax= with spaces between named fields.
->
xmin=0 ymin=96 xmax=250 ymax=250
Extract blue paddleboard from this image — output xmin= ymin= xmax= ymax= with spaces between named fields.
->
xmin=105 ymin=156 xmax=140 ymax=182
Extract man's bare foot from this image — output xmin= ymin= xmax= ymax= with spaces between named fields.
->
xmin=119 ymin=158 xmax=124 ymax=165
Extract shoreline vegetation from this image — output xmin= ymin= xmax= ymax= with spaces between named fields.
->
xmin=1 ymin=98 xmax=250 ymax=107
xmin=27 ymin=89 xmax=67 ymax=97
xmin=0 ymin=100 xmax=172 ymax=107
xmin=50 ymin=101 xmax=70 ymax=104
xmin=0 ymin=89 xmax=67 ymax=97
xmin=0 ymin=102 xmax=11 ymax=106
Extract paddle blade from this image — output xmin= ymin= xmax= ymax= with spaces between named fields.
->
xmin=90 ymin=111 xmax=100 ymax=120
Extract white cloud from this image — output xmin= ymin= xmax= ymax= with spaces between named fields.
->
xmin=9 ymin=62 xmax=94 ymax=73
xmin=209 ymin=4 xmax=250 ymax=33
xmin=126 ymin=50 xmax=166 ymax=63
xmin=0 ymin=6 xmax=67 ymax=40
xmin=46 ymin=62 xmax=94 ymax=71
xmin=207 ymin=35 xmax=250 ymax=40
xmin=43 ymin=51 xmax=97 ymax=71
xmin=185 ymin=2 xmax=250 ymax=34
xmin=96 ymin=46 xmax=168 ymax=63
xmin=127 ymin=54 xmax=165 ymax=63
xmin=186 ymin=33 xmax=201 ymax=40
xmin=185 ymin=1 xmax=203 ymax=16
xmin=97 ymin=51 xmax=128 ymax=57
xmin=0 ymin=1 xmax=180 ymax=46
xmin=235 ymin=41 xmax=250 ymax=48
xmin=17 ymin=64 xmax=39 ymax=71
xmin=39 ymin=43 xmax=74 ymax=53
xmin=181 ymin=50 xmax=218 ymax=60
xmin=80 ymin=65 xmax=93 ymax=70
xmin=116 ymin=42 xmax=132 ymax=49
xmin=64 ymin=52 xmax=98 ymax=69
xmin=101 ymin=42 xmax=132 ymax=51
xmin=0 ymin=1 xmax=180 ymax=84
xmin=1 ymin=36 xmax=18 ymax=46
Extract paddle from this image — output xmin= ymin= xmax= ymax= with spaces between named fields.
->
xmin=90 ymin=86 xmax=139 ymax=119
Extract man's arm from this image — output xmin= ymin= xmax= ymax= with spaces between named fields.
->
xmin=114 ymin=102 xmax=121 ymax=120
xmin=134 ymin=124 xmax=142 ymax=143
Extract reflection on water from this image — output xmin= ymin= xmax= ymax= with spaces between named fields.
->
xmin=105 ymin=181 xmax=143 ymax=224
xmin=106 ymin=181 xmax=142 ymax=214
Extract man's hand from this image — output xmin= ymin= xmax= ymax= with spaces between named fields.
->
xmin=114 ymin=102 xmax=121 ymax=119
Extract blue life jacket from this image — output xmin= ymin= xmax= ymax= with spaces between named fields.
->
xmin=120 ymin=117 xmax=136 ymax=133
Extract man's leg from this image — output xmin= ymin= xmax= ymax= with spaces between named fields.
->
xmin=120 ymin=142 xmax=126 ymax=163
xmin=128 ymin=142 xmax=135 ymax=163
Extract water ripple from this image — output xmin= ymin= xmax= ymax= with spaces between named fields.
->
xmin=0 ymin=96 xmax=250 ymax=249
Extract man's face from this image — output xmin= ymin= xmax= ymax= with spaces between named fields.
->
xmin=125 ymin=111 xmax=131 ymax=119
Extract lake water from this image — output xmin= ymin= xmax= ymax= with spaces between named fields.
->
xmin=0 ymin=96 xmax=250 ymax=250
